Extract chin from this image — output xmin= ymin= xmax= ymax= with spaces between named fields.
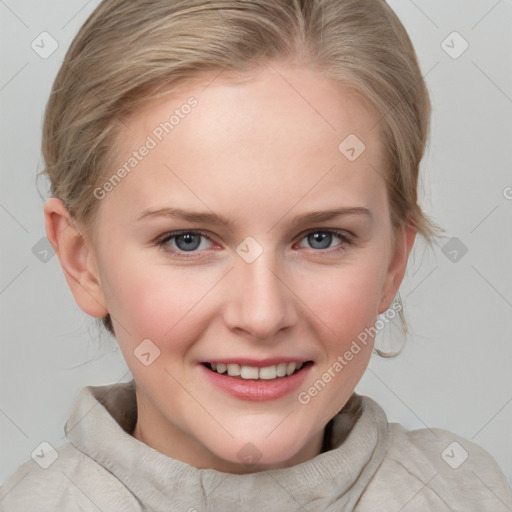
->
xmin=202 ymin=428 xmax=317 ymax=472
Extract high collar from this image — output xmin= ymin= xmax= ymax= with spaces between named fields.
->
xmin=65 ymin=379 xmax=389 ymax=511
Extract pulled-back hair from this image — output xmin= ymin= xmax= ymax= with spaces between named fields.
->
xmin=40 ymin=0 xmax=438 ymax=336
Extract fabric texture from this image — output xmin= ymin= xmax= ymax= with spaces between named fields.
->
xmin=1 ymin=379 xmax=511 ymax=511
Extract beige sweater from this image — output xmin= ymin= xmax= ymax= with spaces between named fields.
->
xmin=1 ymin=380 xmax=511 ymax=511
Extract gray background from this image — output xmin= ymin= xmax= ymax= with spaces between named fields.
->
xmin=1 ymin=0 xmax=511 ymax=488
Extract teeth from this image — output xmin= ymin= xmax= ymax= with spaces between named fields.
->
xmin=240 ymin=366 xmax=259 ymax=379
xmin=259 ymin=366 xmax=277 ymax=380
xmin=276 ymin=363 xmax=287 ymax=377
xmin=227 ymin=364 xmax=241 ymax=377
xmin=286 ymin=362 xmax=297 ymax=376
xmin=209 ymin=362 xmax=306 ymax=380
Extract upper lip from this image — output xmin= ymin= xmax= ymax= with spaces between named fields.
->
xmin=200 ymin=358 xmax=312 ymax=368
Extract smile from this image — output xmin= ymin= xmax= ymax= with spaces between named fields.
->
xmin=199 ymin=360 xmax=314 ymax=401
xmin=203 ymin=362 xmax=308 ymax=380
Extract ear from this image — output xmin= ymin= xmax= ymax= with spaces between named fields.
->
xmin=44 ymin=198 xmax=108 ymax=318
xmin=377 ymin=223 xmax=416 ymax=314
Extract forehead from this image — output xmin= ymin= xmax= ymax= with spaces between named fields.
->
xmin=100 ymin=64 xmax=388 ymax=224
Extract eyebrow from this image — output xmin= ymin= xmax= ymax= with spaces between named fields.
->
xmin=137 ymin=206 xmax=372 ymax=229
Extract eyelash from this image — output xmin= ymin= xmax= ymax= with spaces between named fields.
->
xmin=155 ymin=229 xmax=353 ymax=260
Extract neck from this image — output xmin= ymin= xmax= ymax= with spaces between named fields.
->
xmin=131 ymin=392 xmax=327 ymax=474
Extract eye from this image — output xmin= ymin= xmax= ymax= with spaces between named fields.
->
xmin=297 ymin=229 xmax=351 ymax=252
xmin=155 ymin=228 xmax=352 ymax=260
xmin=157 ymin=230 xmax=214 ymax=258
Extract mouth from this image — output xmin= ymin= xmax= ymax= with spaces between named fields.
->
xmin=201 ymin=361 xmax=314 ymax=380
xmin=198 ymin=357 xmax=314 ymax=401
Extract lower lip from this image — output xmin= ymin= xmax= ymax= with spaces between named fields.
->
xmin=199 ymin=363 xmax=312 ymax=402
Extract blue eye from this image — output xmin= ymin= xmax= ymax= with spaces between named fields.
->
xmin=156 ymin=229 xmax=351 ymax=260
xmin=158 ymin=231 xmax=213 ymax=256
xmin=299 ymin=231 xmax=349 ymax=251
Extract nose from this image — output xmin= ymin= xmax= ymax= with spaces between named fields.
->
xmin=223 ymin=248 xmax=299 ymax=341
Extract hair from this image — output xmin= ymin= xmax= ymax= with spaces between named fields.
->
xmin=39 ymin=0 xmax=440 ymax=338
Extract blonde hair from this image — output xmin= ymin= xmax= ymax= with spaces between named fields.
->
xmin=40 ymin=0 xmax=439 ymax=337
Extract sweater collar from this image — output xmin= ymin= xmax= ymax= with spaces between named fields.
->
xmin=65 ymin=379 xmax=389 ymax=511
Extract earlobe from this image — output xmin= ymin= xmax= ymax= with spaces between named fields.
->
xmin=378 ymin=224 xmax=416 ymax=314
xmin=44 ymin=198 xmax=108 ymax=319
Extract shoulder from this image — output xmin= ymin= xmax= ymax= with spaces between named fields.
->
xmin=0 ymin=442 xmax=142 ymax=511
xmin=361 ymin=420 xmax=512 ymax=511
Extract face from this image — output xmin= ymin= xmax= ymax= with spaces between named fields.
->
xmin=50 ymin=63 xmax=414 ymax=473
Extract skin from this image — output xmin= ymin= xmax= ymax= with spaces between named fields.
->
xmin=45 ymin=62 xmax=415 ymax=474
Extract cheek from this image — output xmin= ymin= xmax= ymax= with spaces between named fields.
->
xmin=295 ymin=258 xmax=385 ymax=348
xmin=99 ymin=253 xmax=218 ymax=344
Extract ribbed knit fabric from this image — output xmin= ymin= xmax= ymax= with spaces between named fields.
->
xmin=1 ymin=380 xmax=511 ymax=511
